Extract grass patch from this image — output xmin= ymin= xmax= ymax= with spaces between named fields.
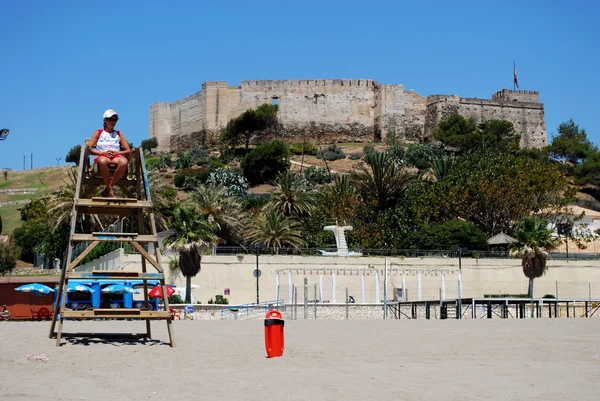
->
xmin=0 ymin=203 xmax=25 ymax=233
xmin=0 ymin=193 xmax=36 ymax=203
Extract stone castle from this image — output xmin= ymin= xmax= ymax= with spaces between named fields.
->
xmin=149 ymin=79 xmax=547 ymax=152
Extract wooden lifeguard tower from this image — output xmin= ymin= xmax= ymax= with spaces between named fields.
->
xmin=48 ymin=141 xmax=175 ymax=347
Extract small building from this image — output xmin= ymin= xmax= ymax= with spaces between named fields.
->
xmin=0 ymin=276 xmax=58 ymax=320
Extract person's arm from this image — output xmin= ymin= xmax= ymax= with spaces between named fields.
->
xmin=88 ymin=131 xmax=108 ymax=157
xmin=117 ymin=132 xmax=132 ymax=158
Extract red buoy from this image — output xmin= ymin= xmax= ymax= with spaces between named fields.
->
xmin=264 ymin=310 xmax=284 ymax=358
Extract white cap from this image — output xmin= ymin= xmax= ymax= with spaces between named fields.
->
xmin=103 ymin=109 xmax=119 ymax=119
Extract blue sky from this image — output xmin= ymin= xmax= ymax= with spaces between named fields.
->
xmin=1 ymin=0 xmax=598 ymax=170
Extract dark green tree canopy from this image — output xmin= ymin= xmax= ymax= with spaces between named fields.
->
xmin=435 ymin=114 xmax=520 ymax=154
xmin=410 ymin=220 xmax=489 ymax=251
xmin=0 ymin=240 xmax=21 ymax=275
xmin=241 ymin=139 xmax=290 ymax=185
xmin=220 ymin=104 xmax=279 ymax=150
xmin=141 ymin=137 xmax=159 ymax=154
xmin=65 ymin=144 xmax=82 ymax=165
xmin=548 ymin=119 xmax=596 ymax=165
xmin=434 ymin=114 xmax=479 ymax=152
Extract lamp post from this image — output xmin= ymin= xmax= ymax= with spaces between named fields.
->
xmin=0 ymin=129 xmax=9 ymax=141
xmin=248 ymin=244 xmax=265 ymax=304
xmin=55 ymin=157 xmax=61 ymax=166
xmin=453 ymin=247 xmax=468 ymax=319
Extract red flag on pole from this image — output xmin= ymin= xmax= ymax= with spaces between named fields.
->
xmin=513 ymin=62 xmax=519 ymax=89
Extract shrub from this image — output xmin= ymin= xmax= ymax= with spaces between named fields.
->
xmin=159 ymin=154 xmax=173 ymax=169
xmin=173 ymin=173 xmax=186 ymax=187
xmin=387 ymin=145 xmax=406 ymax=167
xmin=163 ymin=173 xmax=173 ymax=179
xmin=174 ymin=152 xmax=192 ymax=169
xmin=168 ymin=294 xmax=185 ymax=304
xmin=145 ymin=156 xmax=160 ymax=170
xmin=174 ymin=168 xmax=211 ymax=189
xmin=190 ymin=148 xmax=209 ymax=165
xmin=208 ymin=295 xmax=229 ymax=304
xmin=207 ymin=169 xmax=249 ymax=196
xmin=405 ymin=142 xmax=446 ymax=170
xmin=241 ymin=140 xmax=291 ymax=185
xmin=303 ymin=166 xmax=332 ymax=185
xmin=209 ymin=157 xmax=227 ymax=169
xmin=317 ymin=143 xmax=346 ymax=161
xmin=182 ymin=175 xmax=202 ymax=190
xmin=291 ymin=142 xmax=319 ymax=156
xmin=363 ymin=145 xmax=379 ymax=164
xmin=348 ymin=153 xmax=361 ymax=160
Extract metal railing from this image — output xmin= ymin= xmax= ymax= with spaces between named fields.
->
xmin=211 ymin=246 xmax=600 ymax=260
xmin=219 ymin=299 xmax=285 ymax=320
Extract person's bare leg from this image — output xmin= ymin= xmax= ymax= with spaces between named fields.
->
xmin=109 ymin=158 xmax=129 ymax=197
xmin=97 ymin=157 xmax=112 ymax=197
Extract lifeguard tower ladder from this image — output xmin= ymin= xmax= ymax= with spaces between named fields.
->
xmin=49 ymin=141 xmax=175 ymax=347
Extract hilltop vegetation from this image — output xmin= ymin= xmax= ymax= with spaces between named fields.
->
xmin=2 ymin=107 xmax=599 ymax=275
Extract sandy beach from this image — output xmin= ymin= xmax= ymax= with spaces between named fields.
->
xmin=1 ymin=319 xmax=599 ymax=401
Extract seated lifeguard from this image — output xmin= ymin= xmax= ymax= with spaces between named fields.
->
xmin=88 ymin=109 xmax=132 ymax=198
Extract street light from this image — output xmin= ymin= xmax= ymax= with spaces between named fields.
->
xmin=453 ymin=247 xmax=468 ymax=319
xmin=248 ymin=243 xmax=265 ymax=304
xmin=55 ymin=157 xmax=61 ymax=166
xmin=0 ymin=129 xmax=9 ymax=141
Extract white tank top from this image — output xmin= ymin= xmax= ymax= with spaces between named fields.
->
xmin=95 ymin=130 xmax=121 ymax=152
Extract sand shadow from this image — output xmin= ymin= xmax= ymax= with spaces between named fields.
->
xmin=62 ymin=337 xmax=165 ymax=347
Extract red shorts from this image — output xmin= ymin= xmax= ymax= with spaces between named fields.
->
xmin=94 ymin=154 xmax=122 ymax=164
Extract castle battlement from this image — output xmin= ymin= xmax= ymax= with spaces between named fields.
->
xmin=240 ymin=79 xmax=378 ymax=88
xmin=492 ymin=88 xmax=540 ymax=103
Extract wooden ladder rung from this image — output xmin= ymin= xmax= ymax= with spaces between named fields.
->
xmin=61 ymin=309 xmax=171 ymax=319
xmin=91 ymin=197 xmax=139 ymax=202
xmin=68 ymin=271 xmax=163 ymax=279
xmin=92 ymin=232 xmax=139 ymax=237
xmin=72 ymin=233 xmax=158 ymax=242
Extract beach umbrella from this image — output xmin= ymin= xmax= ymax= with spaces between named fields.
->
xmin=14 ymin=283 xmax=55 ymax=294
xmin=101 ymin=284 xmax=139 ymax=294
xmin=14 ymin=283 xmax=55 ymax=312
xmin=148 ymin=285 xmax=176 ymax=298
xmin=67 ymin=283 xmax=95 ymax=293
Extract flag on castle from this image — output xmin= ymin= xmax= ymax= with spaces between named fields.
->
xmin=513 ymin=62 xmax=519 ymax=89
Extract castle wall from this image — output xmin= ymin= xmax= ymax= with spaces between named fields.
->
xmin=149 ymin=80 xmax=548 ymax=152
xmin=457 ymin=98 xmax=547 ymax=148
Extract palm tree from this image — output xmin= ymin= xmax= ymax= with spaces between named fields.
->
xmin=163 ymin=205 xmax=218 ymax=303
xmin=352 ymin=152 xmax=414 ymax=211
xmin=268 ymin=171 xmax=317 ymax=217
xmin=244 ymin=195 xmax=269 ymax=217
xmin=192 ymin=185 xmax=247 ymax=245
xmin=420 ymin=155 xmax=455 ymax=182
xmin=247 ymin=208 xmax=306 ymax=250
xmin=320 ymin=175 xmax=359 ymax=224
xmin=510 ymin=216 xmax=559 ymax=298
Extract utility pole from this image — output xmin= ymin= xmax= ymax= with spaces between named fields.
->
xmin=23 ymin=155 xmax=26 ymax=170
xmin=30 ymin=153 xmax=33 ymax=169
xmin=249 ymin=244 xmax=265 ymax=304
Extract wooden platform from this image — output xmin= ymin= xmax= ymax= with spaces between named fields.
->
xmin=62 ymin=309 xmax=171 ymax=319
xmin=68 ymin=271 xmax=163 ymax=279
xmin=72 ymin=233 xmax=158 ymax=242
